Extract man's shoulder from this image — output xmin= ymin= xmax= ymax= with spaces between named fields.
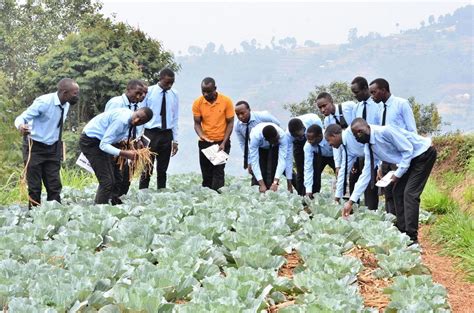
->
xmin=217 ymin=93 xmax=232 ymax=104
xmin=34 ymin=92 xmax=57 ymax=104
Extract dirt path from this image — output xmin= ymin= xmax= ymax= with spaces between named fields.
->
xmin=419 ymin=225 xmax=474 ymax=313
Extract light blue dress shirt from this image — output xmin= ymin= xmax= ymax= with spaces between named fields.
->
xmin=249 ymin=122 xmax=292 ymax=181
xmin=352 ymin=98 xmax=381 ymax=125
xmin=14 ymin=92 xmax=70 ymax=145
xmin=334 ymin=129 xmax=366 ymax=199
xmin=104 ymin=94 xmax=144 ymax=137
xmin=303 ymin=138 xmax=334 ymax=192
xmin=323 ymin=101 xmax=356 ymax=169
xmin=379 ymin=95 xmax=417 ymax=133
xmin=83 ymin=108 xmax=133 ymax=157
xmin=235 ymin=110 xmax=280 ymax=154
xmin=349 ymin=125 xmax=431 ymax=202
xmin=287 ymin=113 xmax=323 ymax=142
xmin=143 ymin=84 xmax=179 ymax=141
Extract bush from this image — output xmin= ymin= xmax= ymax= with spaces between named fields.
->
xmin=421 ymin=180 xmax=458 ymax=214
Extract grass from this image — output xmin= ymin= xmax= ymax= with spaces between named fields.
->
xmin=0 ymin=168 xmax=95 ymax=206
xmin=430 ymin=209 xmax=474 ymax=282
xmin=421 ymin=179 xmax=458 ymax=214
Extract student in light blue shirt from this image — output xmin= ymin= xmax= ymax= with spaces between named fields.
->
xmin=324 ymin=124 xmax=378 ymax=210
xmin=369 ymin=78 xmax=418 ymax=214
xmin=344 ymin=118 xmax=437 ymax=244
xmin=286 ymin=114 xmax=323 ymax=195
xmin=104 ymin=79 xmax=147 ymax=197
xmin=234 ymin=100 xmax=280 ymax=184
xmin=316 ymin=92 xmax=356 ymax=180
xmin=140 ymin=68 xmax=179 ymax=190
xmin=80 ymin=107 xmax=153 ymax=205
xmin=303 ymin=124 xmax=335 ymax=198
xmin=249 ymin=123 xmax=293 ymax=193
xmin=14 ymin=78 xmax=80 ymax=208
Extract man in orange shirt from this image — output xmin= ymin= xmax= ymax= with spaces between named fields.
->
xmin=192 ymin=77 xmax=234 ymax=191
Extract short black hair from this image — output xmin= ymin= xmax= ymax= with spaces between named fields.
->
xmin=127 ymin=79 xmax=144 ymax=90
xmin=159 ymin=68 xmax=175 ymax=79
xmin=351 ymin=76 xmax=368 ymax=90
xmin=262 ymin=125 xmax=278 ymax=141
xmin=325 ymin=124 xmax=342 ymax=138
xmin=316 ymin=92 xmax=333 ymax=102
xmin=306 ymin=124 xmax=323 ymax=136
xmin=235 ymin=100 xmax=250 ymax=109
xmin=288 ymin=118 xmax=304 ymax=136
xmin=57 ymin=78 xmax=77 ymax=91
xmin=202 ymin=77 xmax=216 ymax=86
xmin=139 ymin=107 xmax=154 ymax=121
xmin=369 ymin=78 xmax=390 ymax=93
xmin=351 ymin=117 xmax=368 ymax=128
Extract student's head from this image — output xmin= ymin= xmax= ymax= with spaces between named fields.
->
xmin=315 ymin=92 xmax=335 ymax=116
xmin=158 ymin=68 xmax=175 ymax=91
xmin=351 ymin=117 xmax=371 ymax=144
xmin=262 ymin=125 xmax=279 ymax=145
xmin=131 ymin=107 xmax=154 ymax=126
xmin=126 ymin=79 xmax=146 ymax=103
xmin=201 ymin=77 xmax=217 ymax=102
xmin=369 ymin=78 xmax=390 ymax=103
xmin=306 ymin=124 xmax=323 ymax=146
xmin=324 ymin=124 xmax=343 ymax=148
xmin=57 ymin=78 xmax=80 ymax=105
xmin=351 ymin=76 xmax=370 ymax=102
xmin=235 ymin=100 xmax=251 ymax=123
xmin=288 ymin=118 xmax=305 ymax=140
xmin=137 ymin=81 xmax=148 ymax=103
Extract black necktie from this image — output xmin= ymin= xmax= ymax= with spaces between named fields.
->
xmin=160 ymin=91 xmax=167 ymax=129
xmin=57 ymin=105 xmax=65 ymax=141
xmin=362 ymin=101 xmax=367 ymax=120
xmin=266 ymin=144 xmax=274 ymax=187
xmin=333 ymin=114 xmax=341 ymax=126
xmin=382 ymin=103 xmax=387 ymax=126
xmin=343 ymin=144 xmax=348 ymax=195
xmin=243 ymin=125 xmax=250 ymax=169
xmin=369 ymin=144 xmax=375 ymax=189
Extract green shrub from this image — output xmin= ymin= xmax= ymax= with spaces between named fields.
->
xmin=421 ymin=180 xmax=458 ymax=214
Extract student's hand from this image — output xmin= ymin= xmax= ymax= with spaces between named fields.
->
xmin=270 ymin=183 xmax=279 ymax=192
xmin=342 ymin=200 xmax=353 ymax=218
xmin=247 ymin=164 xmax=253 ymax=175
xmin=334 ymin=197 xmax=340 ymax=204
xmin=171 ymin=142 xmax=178 ymax=156
xmin=135 ymin=140 xmax=144 ymax=149
xmin=259 ymin=184 xmax=267 ymax=193
xmin=377 ymin=168 xmax=383 ymax=181
xmin=120 ymin=150 xmax=137 ymax=161
xmin=306 ymin=192 xmax=314 ymax=199
xmin=19 ymin=124 xmax=31 ymax=136
xmin=287 ymin=181 xmax=293 ymax=193
xmin=335 ymin=167 xmax=340 ymax=177
xmin=391 ymin=174 xmax=399 ymax=184
xmin=351 ymin=167 xmax=358 ymax=174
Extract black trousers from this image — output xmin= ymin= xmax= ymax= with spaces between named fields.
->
xmin=139 ymin=128 xmax=173 ymax=189
xmin=312 ymin=153 xmax=336 ymax=193
xmin=80 ymin=134 xmax=119 ymax=204
xmin=113 ymin=160 xmax=130 ymax=197
xmin=22 ymin=138 xmax=62 ymax=207
xmin=198 ymin=140 xmax=231 ymax=191
xmin=348 ymin=158 xmax=379 ymax=210
xmin=293 ymin=139 xmax=306 ymax=195
xmin=382 ymin=162 xmax=398 ymax=215
xmin=250 ymin=146 xmax=280 ymax=188
xmin=392 ymin=146 xmax=437 ymax=242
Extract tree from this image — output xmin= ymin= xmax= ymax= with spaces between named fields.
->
xmin=188 ymin=46 xmax=202 ymax=56
xmin=409 ymin=97 xmax=442 ymax=135
xmin=0 ymin=0 xmax=102 ymax=96
xmin=428 ymin=15 xmax=435 ymax=25
xmin=204 ymin=42 xmax=216 ymax=55
xmin=25 ymin=18 xmax=179 ymax=126
xmin=278 ymin=37 xmax=297 ymax=49
xmin=304 ymin=40 xmax=319 ymax=48
xmin=284 ymin=81 xmax=355 ymax=117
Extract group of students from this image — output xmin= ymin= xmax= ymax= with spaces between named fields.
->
xmin=15 ymin=72 xmax=436 ymax=244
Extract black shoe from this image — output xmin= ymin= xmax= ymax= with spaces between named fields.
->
xmin=408 ymin=239 xmax=419 ymax=247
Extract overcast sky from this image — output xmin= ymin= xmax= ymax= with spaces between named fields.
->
xmin=100 ymin=0 xmax=470 ymax=54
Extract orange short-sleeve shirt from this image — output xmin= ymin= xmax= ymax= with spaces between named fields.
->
xmin=192 ymin=93 xmax=234 ymax=141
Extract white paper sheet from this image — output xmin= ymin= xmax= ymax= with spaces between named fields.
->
xmin=76 ymin=152 xmax=94 ymax=174
xmin=375 ymin=170 xmax=395 ymax=187
xmin=201 ymin=144 xmax=229 ymax=166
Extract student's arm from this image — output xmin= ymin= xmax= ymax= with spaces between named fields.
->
xmin=14 ymin=99 xmax=45 ymax=135
xmin=402 ymin=100 xmax=418 ymax=134
xmin=335 ymin=148 xmax=357 ymax=202
xmin=171 ymin=92 xmax=179 ymax=156
xmin=303 ymin=143 xmax=315 ymax=196
xmin=385 ymin=127 xmax=414 ymax=179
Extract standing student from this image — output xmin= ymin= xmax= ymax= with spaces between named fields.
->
xmin=286 ymin=114 xmax=323 ymax=195
xmin=192 ymin=77 xmax=234 ymax=191
xmin=234 ymin=101 xmax=280 ymax=185
xmin=303 ymin=124 xmax=335 ymax=198
xmin=325 ymin=124 xmax=378 ymax=210
xmin=344 ymin=118 xmax=436 ymax=244
xmin=104 ymin=79 xmax=147 ymax=198
xmin=139 ymin=68 xmax=179 ymax=190
xmin=80 ymin=107 xmax=153 ymax=204
xmin=369 ymin=78 xmax=417 ymax=214
xmin=248 ymin=123 xmax=293 ymax=193
xmin=14 ymin=78 xmax=80 ymax=207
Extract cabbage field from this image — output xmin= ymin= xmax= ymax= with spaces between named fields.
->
xmin=0 ymin=174 xmax=450 ymax=312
